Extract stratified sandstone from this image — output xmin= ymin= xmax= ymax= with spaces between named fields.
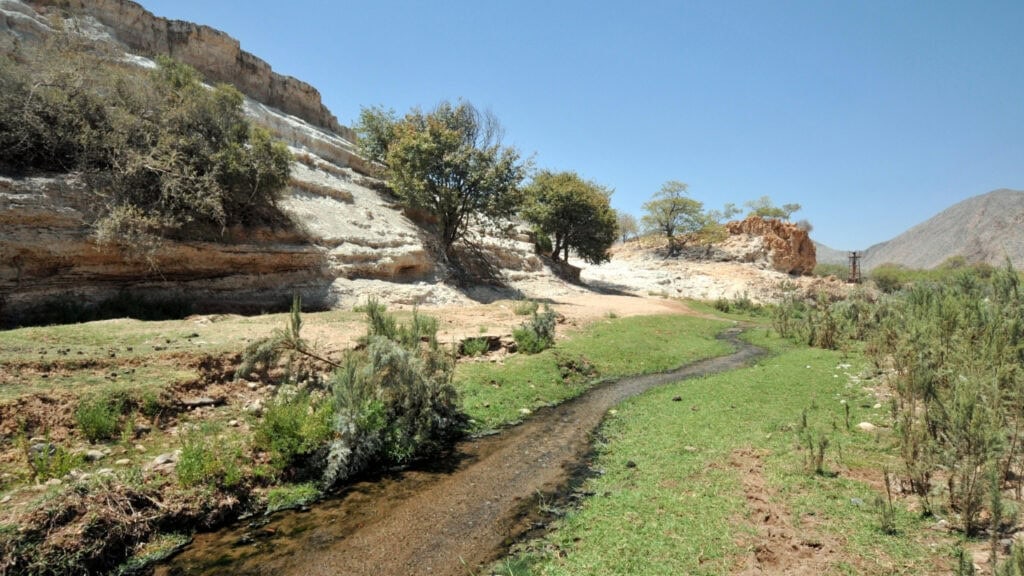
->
xmin=23 ymin=0 xmax=350 ymax=140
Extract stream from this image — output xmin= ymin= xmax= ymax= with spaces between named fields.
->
xmin=156 ymin=327 xmax=764 ymax=576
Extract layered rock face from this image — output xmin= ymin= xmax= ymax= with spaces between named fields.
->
xmin=24 ymin=0 xmax=350 ymax=140
xmin=0 ymin=0 xmax=547 ymax=326
xmin=724 ymin=216 xmax=817 ymax=275
xmin=0 ymin=175 xmax=331 ymax=324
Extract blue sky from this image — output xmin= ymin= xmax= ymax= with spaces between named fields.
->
xmin=138 ymin=1 xmax=1023 ymax=250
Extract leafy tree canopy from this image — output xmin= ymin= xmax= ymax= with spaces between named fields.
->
xmin=523 ymin=170 xmax=618 ymax=264
xmin=353 ymin=104 xmax=398 ymax=168
xmin=374 ymin=100 xmax=528 ymax=255
xmin=744 ymin=195 xmax=801 ymax=220
xmin=616 ymin=212 xmax=639 ymax=243
xmin=641 ymin=180 xmax=704 ymax=238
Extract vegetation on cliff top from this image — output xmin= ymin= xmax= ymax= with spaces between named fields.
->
xmin=0 ymin=35 xmax=292 ymax=246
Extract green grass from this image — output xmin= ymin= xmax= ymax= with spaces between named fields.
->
xmin=266 ymin=482 xmax=321 ymax=514
xmin=456 ymin=314 xmax=731 ymax=431
xmin=0 ymin=310 xmax=363 ymax=401
xmin=500 ymin=328 xmax=957 ymax=575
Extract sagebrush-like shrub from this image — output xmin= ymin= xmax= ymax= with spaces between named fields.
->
xmin=513 ymin=306 xmax=557 ymax=354
xmin=323 ymin=304 xmax=467 ymax=487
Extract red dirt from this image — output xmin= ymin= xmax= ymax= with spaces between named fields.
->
xmin=730 ymin=448 xmax=842 ymax=576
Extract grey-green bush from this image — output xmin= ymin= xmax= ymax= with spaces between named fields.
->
xmin=513 ymin=305 xmax=557 ymax=354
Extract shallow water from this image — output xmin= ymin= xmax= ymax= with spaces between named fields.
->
xmin=157 ymin=327 xmax=762 ymax=576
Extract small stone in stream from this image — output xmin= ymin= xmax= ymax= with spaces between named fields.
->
xmin=671 ymin=396 xmax=682 ymax=402
xmin=625 ymin=460 xmax=637 ymax=469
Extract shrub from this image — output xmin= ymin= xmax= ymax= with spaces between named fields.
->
xmin=513 ymin=300 xmax=539 ymax=316
xmin=813 ymin=262 xmax=849 ymax=279
xmin=323 ymin=304 xmax=467 ymax=486
xmin=24 ymin=440 xmax=82 ymax=481
xmin=176 ymin=423 xmax=243 ymax=489
xmin=514 ymin=306 xmax=557 ymax=354
xmin=870 ymin=263 xmax=911 ymax=294
xmin=0 ymin=39 xmax=293 ymax=247
xmin=461 ymin=337 xmax=489 ymax=357
xmin=75 ymin=394 xmax=123 ymax=443
xmin=253 ymin=388 xmax=334 ymax=475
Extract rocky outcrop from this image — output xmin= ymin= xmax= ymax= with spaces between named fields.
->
xmin=724 ymin=216 xmax=816 ymax=275
xmin=0 ymin=174 xmax=335 ymax=326
xmin=0 ymin=0 xmax=561 ymax=326
xmin=22 ymin=0 xmax=351 ymax=140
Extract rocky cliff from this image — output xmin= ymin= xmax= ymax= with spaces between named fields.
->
xmin=0 ymin=0 xmax=548 ymax=326
xmin=723 ymin=216 xmax=817 ymax=275
xmin=20 ymin=0 xmax=350 ymax=140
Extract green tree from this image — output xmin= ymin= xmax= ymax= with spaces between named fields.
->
xmin=706 ymin=202 xmax=741 ymax=224
xmin=353 ymin=104 xmax=398 ymax=167
xmin=616 ymin=212 xmax=639 ymax=243
xmin=523 ymin=170 xmax=618 ymax=264
xmin=383 ymin=100 xmax=528 ymax=255
xmin=744 ymin=195 xmax=801 ymax=220
xmin=641 ymin=180 xmax=704 ymax=238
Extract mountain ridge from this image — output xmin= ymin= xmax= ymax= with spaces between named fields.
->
xmin=815 ymin=189 xmax=1024 ymax=271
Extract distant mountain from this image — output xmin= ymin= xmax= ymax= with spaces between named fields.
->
xmin=816 ymin=189 xmax=1024 ymax=271
xmin=813 ymin=242 xmax=850 ymax=267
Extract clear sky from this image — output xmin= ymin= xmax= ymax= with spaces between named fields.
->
xmin=138 ymin=0 xmax=1023 ymax=250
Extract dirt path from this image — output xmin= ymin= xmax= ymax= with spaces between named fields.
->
xmin=160 ymin=328 xmax=764 ymax=576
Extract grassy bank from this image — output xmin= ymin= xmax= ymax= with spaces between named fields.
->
xmin=456 ymin=314 xmax=731 ymax=430
xmin=494 ymin=328 xmax=958 ymax=575
xmin=0 ymin=304 xmax=736 ymax=574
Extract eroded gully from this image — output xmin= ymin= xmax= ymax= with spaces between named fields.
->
xmin=157 ymin=326 xmax=764 ymax=576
